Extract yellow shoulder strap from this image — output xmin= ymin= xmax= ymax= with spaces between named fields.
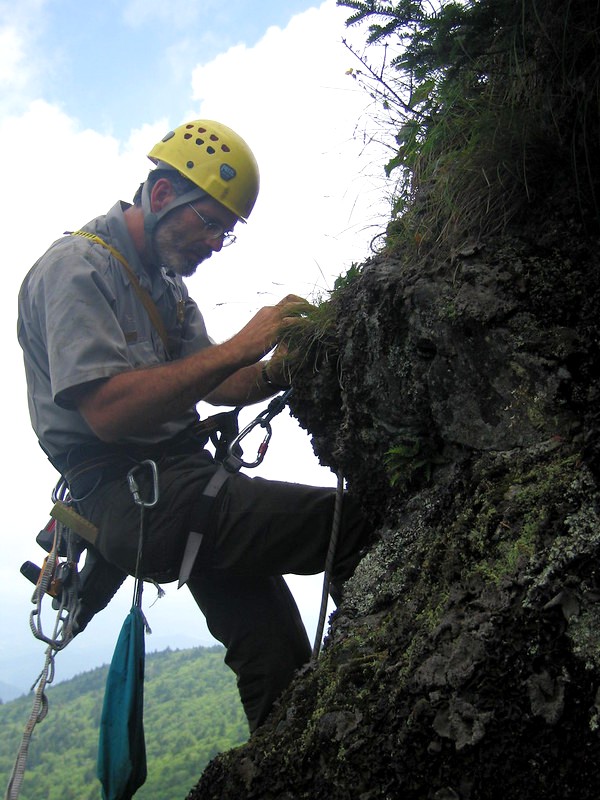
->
xmin=69 ymin=230 xmax=172 ymax=357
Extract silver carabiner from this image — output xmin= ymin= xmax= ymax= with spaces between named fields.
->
xmin=226 ymin=419 xmax=273 ymax=470
xmin=223 ymin=388 xmax=292 ymax=472
xmin=127 ymin=459 xmax=160 ymax=508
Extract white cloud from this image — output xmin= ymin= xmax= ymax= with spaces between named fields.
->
xmin=0 ymin=101 xmax=164 ymax=280
xmin=0 ymin=0 xmax=49 ymax=107
xmin=186 ymin=0 xmax=392 ymax=326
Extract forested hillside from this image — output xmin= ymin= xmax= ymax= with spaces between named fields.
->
xmin=189 ymin=1 xmax=600 ymax=798
xmin=1 ymin=646 xmax=246 ymax=800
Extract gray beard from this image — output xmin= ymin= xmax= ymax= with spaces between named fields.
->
xmin=153 ymin=236 xmax=205 ymax=277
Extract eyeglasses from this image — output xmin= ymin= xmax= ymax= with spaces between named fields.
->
xmin=187 ymin=204 xmax=237 ymax=247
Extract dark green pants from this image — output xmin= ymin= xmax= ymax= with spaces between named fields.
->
xmin=78 ymin=450 xmax=369 ymax=731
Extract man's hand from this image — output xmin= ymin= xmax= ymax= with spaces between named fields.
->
xmin=229 ymin=294 xmax=313 ymax=366
xmin=264 ymin=341 xmax=297 ymax=388
xmin=75 ymin=294 xmax=314 ymax=441
xmin=264 ymin=295 xmax=314 ymax=386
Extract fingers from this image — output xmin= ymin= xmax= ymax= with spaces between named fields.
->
xmin=275 ymin=295 xmax=315 ymax=326
xmin=276 ymin=293 xmax=308 ymax=305
xmin=234 ymin=296 xmax=314 ymax=366
xmin=276 ymin=295 xmax=314 ymax=313
xmin=268 ymin=342 xmax=301 ymax=387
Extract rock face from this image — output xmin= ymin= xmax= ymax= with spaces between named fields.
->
xmin=187 ymin=218 xmax=600 ymax=799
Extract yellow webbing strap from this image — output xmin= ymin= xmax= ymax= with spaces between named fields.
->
xmin=69 ymin=230 xmax=172 ymax=356
xmin=50 ymin=501 xmax=99 ymax=546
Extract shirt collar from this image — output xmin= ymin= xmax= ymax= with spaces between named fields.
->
xmin=104 ymin=201 xmax=172 ymax=299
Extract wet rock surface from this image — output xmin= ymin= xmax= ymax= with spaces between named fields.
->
xmin=187 ymin=223 xmax=600 ymax=799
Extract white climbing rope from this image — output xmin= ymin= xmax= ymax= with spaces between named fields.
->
xmin=5 ymin=617 xmax=64 ymax=799
xmin=312 ymin=470 xmax=344 ymax=660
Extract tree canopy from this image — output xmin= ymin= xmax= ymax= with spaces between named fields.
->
xmin=338 ymin=0 xmax=600 ymax=249
xmin=0 ymin=646 xmax=247 ymax=800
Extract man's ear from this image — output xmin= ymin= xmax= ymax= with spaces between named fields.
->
xmin=150 ymin=178 xmax=178 ymax=212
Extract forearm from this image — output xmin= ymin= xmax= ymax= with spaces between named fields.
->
xmin=205 ymin=362 xmax=279 ymax=407
xmin=76 ymin=338 xmax=251 ymax=441
xmin=75 ymin=293 xmax=306 ymax=441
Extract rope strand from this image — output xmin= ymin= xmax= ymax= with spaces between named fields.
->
xmin=312 ymin=471 xmax=344 ymax=661
xmin=5 ymin=646 xmax=56 ymax=800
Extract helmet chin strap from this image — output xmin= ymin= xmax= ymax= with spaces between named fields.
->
xmin=141 ymin=179 xmax=208 ymax=266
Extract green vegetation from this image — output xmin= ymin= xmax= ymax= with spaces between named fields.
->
xmin=332 ymin=262 xmax=363 ymax=292
xmin=0 ymin=646 xmax=247 ymax=800
xmin=384 ymin=435 xmax=441 ymax=489
xmin=286 ymin=0 xmax=600 ymax=377
xmin=339 ymin=0 xmax=600 ymax=252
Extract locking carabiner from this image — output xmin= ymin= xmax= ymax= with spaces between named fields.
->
xmin=225 ymin=418 xmax=273 ymax=470
xmin=224 ymin=388 xmax=293 ymax=472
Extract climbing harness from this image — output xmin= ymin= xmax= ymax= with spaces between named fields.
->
xmin=8 ymin=386 xmax=341 ymax=799
xmin=7 ymin=390 xmax=295 ymax=799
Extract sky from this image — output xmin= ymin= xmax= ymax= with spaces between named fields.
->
xmin=0 ymin=0 xmax=396 ymax=698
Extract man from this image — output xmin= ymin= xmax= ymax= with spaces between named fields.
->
xmin=17 ymin=119 xmax=369 ymax=732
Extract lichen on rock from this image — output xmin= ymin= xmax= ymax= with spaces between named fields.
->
xmin=187 ymin=223 xmax=600 ymax=799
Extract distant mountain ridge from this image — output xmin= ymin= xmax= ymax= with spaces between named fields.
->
xmin=1 ymin=645 xmax=247 ymax=800
xmin=0 ymin=681 xmax=23 ymax=703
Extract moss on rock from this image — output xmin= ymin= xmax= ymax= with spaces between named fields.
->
xmin=187 ymin=223 xmax=600 ymax=799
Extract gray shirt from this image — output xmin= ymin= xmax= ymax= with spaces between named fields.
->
xmin=17 ymin=201 xmax=213 ymax=460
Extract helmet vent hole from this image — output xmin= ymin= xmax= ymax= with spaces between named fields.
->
xmin=206 ymin=146 xmax=216 ymax=155
xmin=210 ymin=134 xmax=218 ymax=141
xmin=184 ymin=133 xmax=192 ymax=140
xmin=197 ymin=127 xmax=207 ymax=133
xmin=185 ymin=124 xmax=194 ymax=129
xmin=186 ymin=161 xmax=194 ymax=169
xmin=195 ymin=138 xmax=204 ymax=146
xmin=221 ymin=144 xmax=230 ymax=153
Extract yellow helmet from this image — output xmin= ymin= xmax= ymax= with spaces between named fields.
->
xmin=148 ymin=120 xmax=260 ymax=221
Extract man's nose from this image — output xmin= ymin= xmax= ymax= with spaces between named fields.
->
xmin=208 ymin=235 xmax=223 ymax=252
